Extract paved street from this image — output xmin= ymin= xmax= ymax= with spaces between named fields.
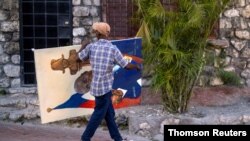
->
xmin=0 ymin=121 xmax=148 ymax=141
xmin=0 ymin=121 xmax=109 ymax=141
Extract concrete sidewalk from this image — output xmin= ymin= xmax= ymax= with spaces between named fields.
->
xmin=0 ymin=121 xmax=150 ymax=141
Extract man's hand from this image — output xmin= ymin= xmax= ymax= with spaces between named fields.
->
xmin=125 ymin=63 xmax=142 ymax=71
xmin=136 ymin=64 xmax=142 ymax=71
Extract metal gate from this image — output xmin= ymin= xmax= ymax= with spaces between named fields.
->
xmin=101 ymin=0 xmax=137 ymax=38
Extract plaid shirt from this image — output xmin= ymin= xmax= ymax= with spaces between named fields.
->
xmin=78 ymin=39 xmax=128 ymax=96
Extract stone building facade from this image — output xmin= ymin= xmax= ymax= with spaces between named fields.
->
xmin=0 ymin=0 xmax=250 ymax=121
xmin=0 ymin=0 xmax=22 ymax=93
xmin=0 ymin=0 xmax=102 ymax=121
xmin=0 ymin=0 xmax=101 ymax=95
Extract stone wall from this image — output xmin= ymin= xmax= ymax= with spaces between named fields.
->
xmin=218 ymin=0 xmax=250 ymax=86
xmin=0 ymin=0 xmax=39 ymax=121
xmin=0 ymin=0 xmax=35 ymax=95
xmin=197 ymin=0 xmax=250 ymax=87
xmin=72 ymin=0 xmax=101 ymax=45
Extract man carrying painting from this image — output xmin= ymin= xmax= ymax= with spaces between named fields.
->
xmin=77 ymin=22 xmax=140 ymax=141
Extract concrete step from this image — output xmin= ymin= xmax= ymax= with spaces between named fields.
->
xmin=0 ymin=105 xmax=40 ymax=121
xmin=0 ymin=94 xmax=39 ymax=108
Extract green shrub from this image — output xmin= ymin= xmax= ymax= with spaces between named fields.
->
xmin=218 ymin=70 xmax=242 ymax=87
xmin=0 ymin=89 xmax=6 ymax=95
xmin=204 ymin=49 xmax=216 ymax=66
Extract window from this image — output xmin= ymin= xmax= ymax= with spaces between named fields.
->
xmin=20 ymin=0 xmax=73 ymax=85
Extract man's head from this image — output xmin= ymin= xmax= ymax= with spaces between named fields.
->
xmin=92 ymin=22 xmax=111 ymax=38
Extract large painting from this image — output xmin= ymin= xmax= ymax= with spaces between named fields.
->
xmin=34 ymin=37 xmax=142 ymax=124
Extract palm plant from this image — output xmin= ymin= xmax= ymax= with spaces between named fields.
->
xmin=134 ymin=0 xmax=230 ymax=113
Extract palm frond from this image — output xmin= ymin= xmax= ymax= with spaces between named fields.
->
xmin=148 ymin=0 xmax=166 ymax=20
xmin=134 ymin=0 xmax=231 ymax=113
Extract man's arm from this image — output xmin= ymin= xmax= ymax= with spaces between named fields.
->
xmin=114 ymin=47 xmax=141 ymax=71
xmin=77 ymin=39 xmax=91 ymax=62
xmin=78 ymin=39 xmax=91 ymax=54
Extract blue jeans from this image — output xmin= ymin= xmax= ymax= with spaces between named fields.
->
xmin=81 ymin=91 xmax=122 ymax=141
